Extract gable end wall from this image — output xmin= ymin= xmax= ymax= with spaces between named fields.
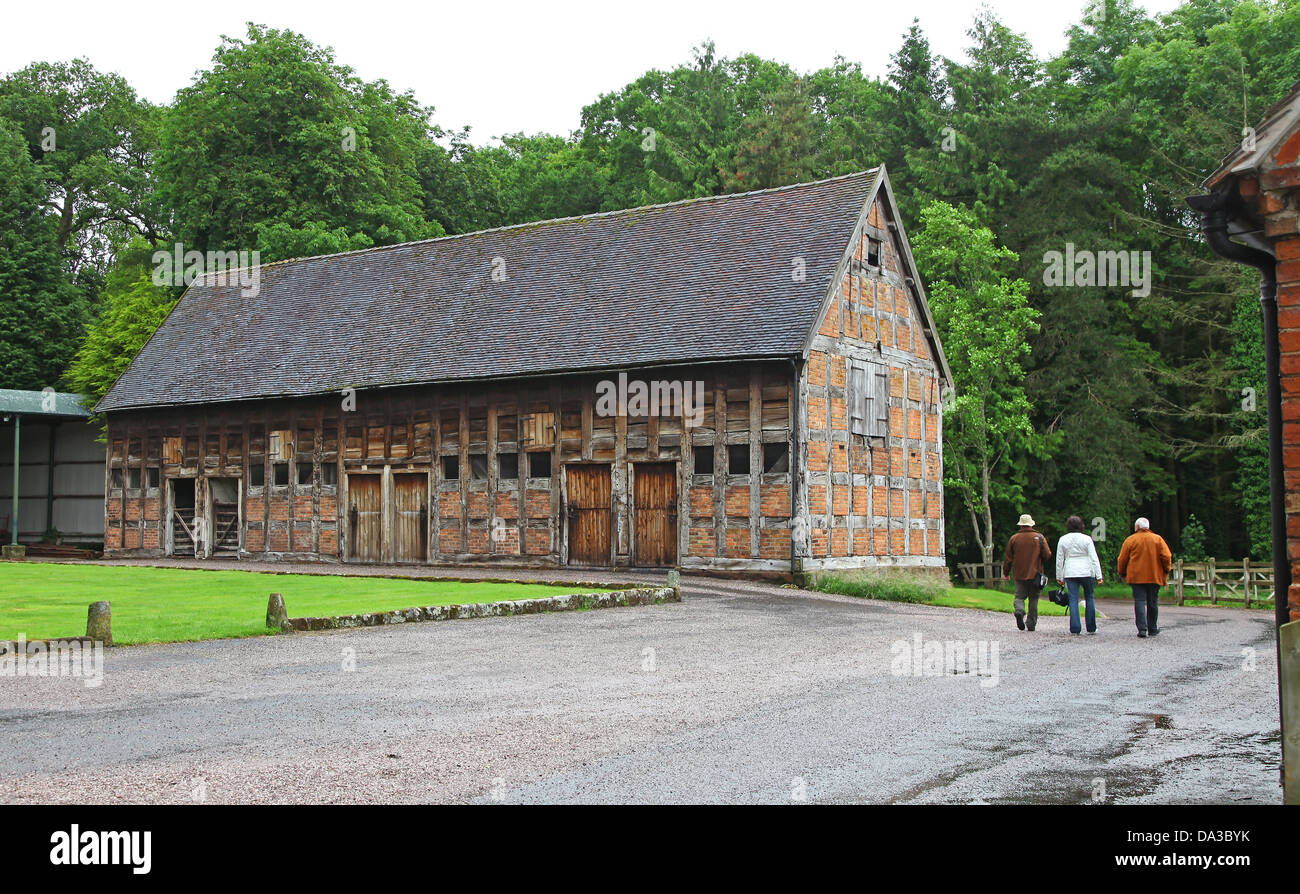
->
xmin=796 ymin=195 xmax=946 ymax=573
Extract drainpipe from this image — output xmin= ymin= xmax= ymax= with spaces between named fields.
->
xmin=1187 ymin=189 xmax=1289 ymax=781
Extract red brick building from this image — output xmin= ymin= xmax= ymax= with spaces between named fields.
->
xmin=1194 ymin=79 xmax=1300 ymax=627
xmin=98 ymin=168 xmax=951 ymax=577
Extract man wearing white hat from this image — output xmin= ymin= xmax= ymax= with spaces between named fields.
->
xmin=1002 ymin=513 xmax=1052 ymax=631
xmin=1117 ymin=517 xmax=1173 ymax=638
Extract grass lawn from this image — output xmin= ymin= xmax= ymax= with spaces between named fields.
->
xmin=810 ymin=573 xmax=1134 ymax=617
xmin=0 ymin=562 xmax=618 ymax=645
xmin=935 ymin=586 xmax=1069 ymax=616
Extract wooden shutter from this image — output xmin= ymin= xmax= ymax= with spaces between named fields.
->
xmin=849 ymin=363 xmax=868 ymax=436
xmin=162 ymin=437 xmax=183 ymax=465
xmin=870 ymin=363 xmax=890 ymax=438
xmin=520 ymin=412 xmax=555 ymax=449
xmin=269 ymin=430 xmax=293 ymax=461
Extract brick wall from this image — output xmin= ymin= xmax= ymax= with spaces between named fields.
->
xmin=1222 ymin=114 xmax=1300 ymax=621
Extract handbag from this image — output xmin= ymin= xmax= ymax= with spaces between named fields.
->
xmin=1049 ymin=586 xmax=1070 ymax=607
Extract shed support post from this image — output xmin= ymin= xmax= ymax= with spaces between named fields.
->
xmin=10 ymin=414 xmax=18 ymax=545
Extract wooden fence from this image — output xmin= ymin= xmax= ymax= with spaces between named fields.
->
xmin=957 ymin=558 xmax=1274 ymax=608
xmin=1170 ymin=559 xmax=1273 ymax=607
xmin=956 ymin=563 xmax=1009 ymax=590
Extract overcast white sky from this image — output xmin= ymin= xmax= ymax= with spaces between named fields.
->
xmin=3 ymin=0 xmax=1185 ymax=142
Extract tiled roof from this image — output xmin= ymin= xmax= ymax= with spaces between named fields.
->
xmin=99 ymin=170 xmax=881 ymax=411
xmin=1205 ymin=77 xmax=1300 ymax=187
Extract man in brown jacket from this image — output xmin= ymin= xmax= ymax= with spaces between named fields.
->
xmin=1003 ymin=513 xmax=1052 ymax=631
xmin=1117 ymin=517 xmax=1173 ymax=638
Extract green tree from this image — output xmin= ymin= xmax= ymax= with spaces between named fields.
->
xmin=420 ymin=131 xmax=607 ymax=233
xmin=912 ymin=200 xmax=1046 ymax=564
xmin=725 ymin=78 xmax=817 ymax=190
xmin=0 ymin=58 xmax=163 ymax=281
xmin=578 ymin=42 xmax=801 ymax=208
xmin=157 ymin=23 xmax=438 ymax=261
xmin=1226 ymin=292 xmax=1269 ymax=559
xmin=63 ymin=239 xmax=177 ymax=406
xmin=0 ymin=118 xmax=88 ymax=389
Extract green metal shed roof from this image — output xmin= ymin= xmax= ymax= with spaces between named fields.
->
xmin=0 ymin=389 xmax=92 ymax=418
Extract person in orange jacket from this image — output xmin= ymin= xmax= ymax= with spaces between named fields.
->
xmin=1116 ymin=517 xmax=1173 ymax=638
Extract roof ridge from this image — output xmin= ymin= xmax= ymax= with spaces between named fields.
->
xmin=203 ymin=168 xmax=881 ymax=276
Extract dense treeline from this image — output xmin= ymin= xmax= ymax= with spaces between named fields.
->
xmin=3 ymin=0 xmax=1297 ymax=562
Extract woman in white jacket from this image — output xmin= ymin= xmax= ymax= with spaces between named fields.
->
xmin=1056 ymin=515 xmax=1104 ymax=635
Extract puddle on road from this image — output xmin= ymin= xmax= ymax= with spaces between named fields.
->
xmin=1124 ymin=711 xmax=1174 ymax=729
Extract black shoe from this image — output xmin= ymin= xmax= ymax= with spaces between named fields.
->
xmin=1148 ymin=629 xmax=1159 ymax=637
xmin=1015 ymin=613 xmax=1026 ymax=631
xmin=1026 ymin=625 xmax=1036 ymax=632
xmin=1137 ymin=631 xmax=1147 ymax=638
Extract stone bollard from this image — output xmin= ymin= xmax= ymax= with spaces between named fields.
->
xmin=667 ymin=568 xmax=681 ymax=600
xmin=86 ymin=601 xmax=112 ymax=645
xmin=266 ymin=593 xmax=287 ymax=630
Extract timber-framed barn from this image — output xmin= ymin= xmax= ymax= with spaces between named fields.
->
xmin=97 ymin=167 xmax=952 ymax=576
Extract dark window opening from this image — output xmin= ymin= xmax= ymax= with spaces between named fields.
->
xmin=110 ymin=468 xmax=123 ymax=489
xmin=322 ymin=463 xmax=337 ymax=487
xmin=249 ymin=463 xmax=265 ymax=488
xmin=127 ymin=468 xmax=141 ymax=489
xmin=147 ymin=468 xmax=160 ymax=490
xmin=297 ymin=463 xmax=313 ymax=486
xmin=499 ymin=453 xmax=519 ymax=480
xmin=272 ymin=463 xmax=289 ymax=487
xmin=528 ymin=452 xmax=552 ymax=479
xmin=763 ymin=443 xmax=790 ymax=474
xmin=470 ymin=454 xmax=489 ymax=480
xmin=442 ymin=455 xmax=460 ymax=481
xmin=693 ymin=446 xmax=714 ymax=476
xmin=867 ymin=237 xmax=882 ymax=268
xmin=728 ymin=444 xmax=750 ymax=475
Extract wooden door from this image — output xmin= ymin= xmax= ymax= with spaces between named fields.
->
xmin=566 ymin=464 xmax=611 ymax=566
xmin=633 ymin=462 xmax=677 ymax=566
xmin=347 ymin=474 xmax=382 ymax=562
xmin=392 ymin=472 xmax=428 ymax=562
xmin=168 ymin=478 xmax=197 ymax=557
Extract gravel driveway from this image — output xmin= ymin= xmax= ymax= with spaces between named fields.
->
xmin=0 ymin=570 xmax=1281 ymax=804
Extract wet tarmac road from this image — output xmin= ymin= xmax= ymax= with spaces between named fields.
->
xmin=0 ymin=574 xmax=1281 ymax=804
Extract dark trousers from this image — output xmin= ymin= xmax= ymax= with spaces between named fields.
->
xmin=1014 ymin=578 xmax=1040 ymax=628
xmin=1131 ymin=584 xmax=1160 ymax=634
xmin=1066 ymin=577 xmax=1097 ymax=634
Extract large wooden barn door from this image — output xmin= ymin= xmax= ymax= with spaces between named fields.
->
xmin=565 ymin=464 xmax=612 ymax=566
xmin=347 ymin=474 xmax=382 ymax=562
xmin=633 ymin=462 xmax=677 ymax=567
xmin=391 ymin=472 xmax=428 ymax=563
